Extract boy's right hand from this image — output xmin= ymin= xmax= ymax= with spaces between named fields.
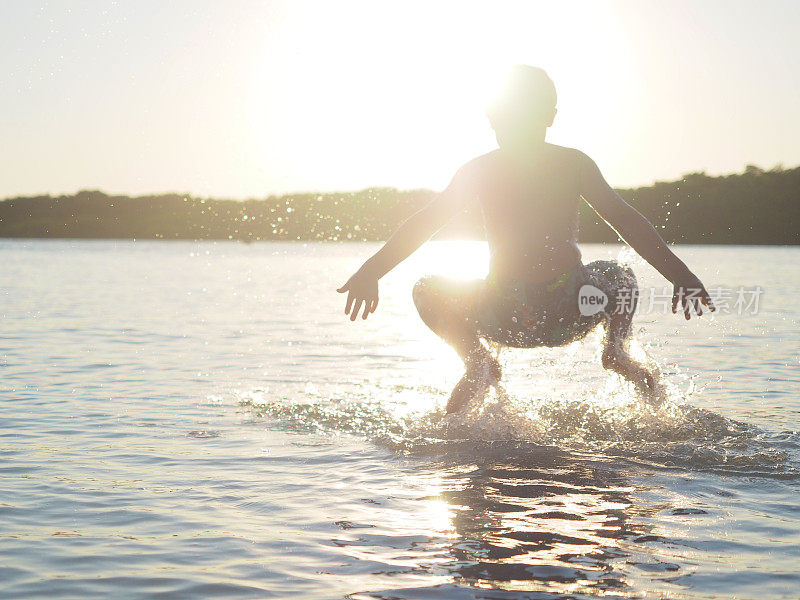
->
xmin=337 ymin=269 xmax=379 ymax=321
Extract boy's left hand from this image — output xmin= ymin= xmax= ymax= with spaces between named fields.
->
xmin=671 ymin=272 xmax=715 ymax=320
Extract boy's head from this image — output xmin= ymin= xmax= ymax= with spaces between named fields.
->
xmin=487 ymin=65 xmax=557 ymax=141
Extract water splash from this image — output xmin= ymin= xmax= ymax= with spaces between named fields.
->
xmin=239 ymin=373 xmax=797 ymax=478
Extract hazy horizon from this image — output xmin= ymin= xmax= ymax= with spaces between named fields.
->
xmin=2 ymin=0 xmax=799 ymax=199
xmin=1 ymin=161 xmax=793 ymax=202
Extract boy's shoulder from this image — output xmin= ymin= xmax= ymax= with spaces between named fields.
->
xmin=469 ymin=144 xmax=592 ymax=161
xmin=545 ymin=143 xmax=592 ymax=163
xmin=462 ymin=145 xmax=592 ymax=175
xmin=448 ymin=150 xmax=501 ymax=184
xmin=464 ymin=149 xmax=502 ymax=168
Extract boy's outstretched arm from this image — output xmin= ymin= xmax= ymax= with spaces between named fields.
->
xmin=337 ymin=165 xmax=474 ymax=321
xmin=578 ymin=152 xmax=715 ymax=320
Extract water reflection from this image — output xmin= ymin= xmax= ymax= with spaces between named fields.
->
xmin=345 ymin=444 xmax=671 ymax=599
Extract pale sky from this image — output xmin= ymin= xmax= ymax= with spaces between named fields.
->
xmin=1 ymin=0 xmax=799 ymax=199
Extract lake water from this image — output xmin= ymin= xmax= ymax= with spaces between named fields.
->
xmin=1 ymin=239 xmax=799 ymax=599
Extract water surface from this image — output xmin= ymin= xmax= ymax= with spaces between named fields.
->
xmin=1 ymin=240 xmax=799 ymax=599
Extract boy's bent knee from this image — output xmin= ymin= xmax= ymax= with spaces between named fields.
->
xmin=585 ymin=260 xmax=638 ymax=319
xmin=412 ymin=276 xmax=439 ymax=311
xmin=586 ymin=260 xmax=637 ymax=290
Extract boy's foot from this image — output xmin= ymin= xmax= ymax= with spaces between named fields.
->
xmin=633 ymin=371 xmax=654 ymax=396
xmin=633 ymin=365 xmax=664 ymax=403
xmin=445 ymin=355 xmax=502 ymax=413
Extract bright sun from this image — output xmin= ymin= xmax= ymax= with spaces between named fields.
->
xmin=249 ymin=1 xmax=635 ymax=192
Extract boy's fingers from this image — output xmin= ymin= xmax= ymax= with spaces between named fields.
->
xmin=345 ymin=292 xmax=355 ymax=315
xmin=671 ymin=293 xmax=679 ymax=313
xmin=370 ymin=298 xmax=378 ymax=313
xmin=336 ymin=285 xmax=347 ymax=293
xmin=683 ymin=298 xmax=691 ymax=320
xmin=362 ymin=302 xmax=370 ymax=319
xmin=350 ymin=299 xmax=364 ymax=321
xmin=703 ymin=293 xmax=716 ymax=311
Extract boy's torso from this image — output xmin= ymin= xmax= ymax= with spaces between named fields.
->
xmin=468 ymin=144 xmax=584 ymax=284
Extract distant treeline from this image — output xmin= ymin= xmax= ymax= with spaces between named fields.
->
xmin=1 ymin=164 xmax=798 ymax=244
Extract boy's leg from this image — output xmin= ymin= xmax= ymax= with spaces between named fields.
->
xmin=412 ymin=276 xmax=501 ymax=412
xmin=602 ymin=309 xmax=657 ymax=396
xmin=588 ymin=261 xmax=658 ymax=395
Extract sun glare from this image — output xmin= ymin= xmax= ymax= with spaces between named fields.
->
xmin=248 ymin=1 xmax=634 ymax=192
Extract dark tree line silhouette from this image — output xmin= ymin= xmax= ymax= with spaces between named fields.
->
xmin=1 ymin=165 xmax=798 ymax=244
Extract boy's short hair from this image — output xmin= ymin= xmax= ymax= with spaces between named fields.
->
xmin=486 ymin=65 xmax=557 ymax=128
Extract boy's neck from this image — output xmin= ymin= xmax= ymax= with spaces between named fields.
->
xmin=496 ymin=128 xmax=548 ymax=151
xmin=499 ymin=137 xmax=548 ymax=156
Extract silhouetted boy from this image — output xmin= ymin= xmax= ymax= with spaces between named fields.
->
xmin=339 ymin=65 xmax=714 ymax=412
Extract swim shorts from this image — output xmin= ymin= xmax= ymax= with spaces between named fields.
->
xmin=474 ymin=261 xmax=615 ymax=348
